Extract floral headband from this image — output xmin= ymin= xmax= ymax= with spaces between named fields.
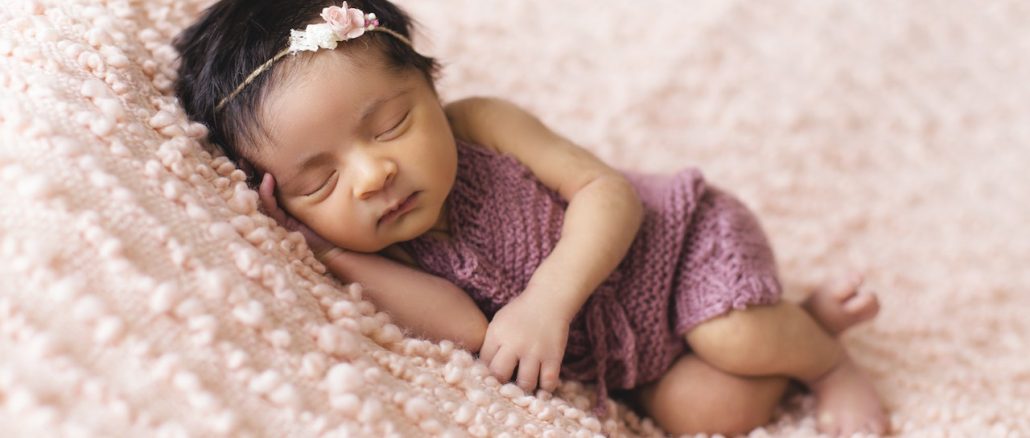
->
xmin=215 ymin=2 xmax=414 ymax=112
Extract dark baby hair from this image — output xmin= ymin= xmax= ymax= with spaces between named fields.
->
xmin=173 ymin=0 xmax=440 ymax=184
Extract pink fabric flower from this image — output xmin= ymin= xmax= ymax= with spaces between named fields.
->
xmin=321 ymin=3 xmax=367 ymax=40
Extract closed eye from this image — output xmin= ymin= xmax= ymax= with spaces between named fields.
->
xmin=300 ymin=111 xmax=408 ymax=197
xmin=375 ymin=111 xmax=410 ymax=141
xmin=304 ymin=171 xmax=337 ymax=197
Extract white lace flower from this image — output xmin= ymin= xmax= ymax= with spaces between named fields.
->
xmin=217 ymin=4 xmax=401 ymax=111
xmin=289 ymin=23 xmax=340 ymax=53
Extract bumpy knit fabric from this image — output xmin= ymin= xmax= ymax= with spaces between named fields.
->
xmin=401 ymin=140 xmax=783 ymax=417
xmin=8 ymin=1 xmax=1030 ymax=436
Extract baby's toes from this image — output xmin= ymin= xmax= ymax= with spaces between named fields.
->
xmin=831 ymin=275 xmax=864 ymax=301
xmin=832 ymin=416 xmax=864 ymax=437
xmin=844 ymin=415 xmax=886 ymax=437
xmin=866 ymin=418 xmax=888 ymax=435
xmin=863 ymin=293 xmax=881 ymax=318
xmin=844 ymin=292 xmax=881 ymax=322
xmin=852 ymin=421 xmax=886 ymax=437
xmin=842 ymin=291 xmax=874 ymax=312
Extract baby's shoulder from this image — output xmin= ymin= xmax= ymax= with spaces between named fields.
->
xmin=443 ymin=97 xmax=526 ymax=156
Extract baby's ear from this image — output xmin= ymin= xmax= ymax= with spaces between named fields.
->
xmin=237 ymin=158 xmax=260 ymax=189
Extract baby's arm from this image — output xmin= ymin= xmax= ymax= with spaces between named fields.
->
xmin=446 ymin=97 xmax=644 ymax=320
xmin=445 ymin=97 xmax=644 ymax=391
xmin=321 ymin=249 xmax=488 ymax=352
xmin=257 ymin=172 xmax=487 ymax=352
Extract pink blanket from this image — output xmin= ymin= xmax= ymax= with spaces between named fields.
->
xmin=1 ymin=0 xmax=1027 ymax=435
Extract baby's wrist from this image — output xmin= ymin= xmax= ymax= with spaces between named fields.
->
xmin=316 ymin=247 xmax=346 ymax=263
xmin=522 ymin=284 xmax=580 ymax=324
xmin=525 ymin=274 xmax=592 ymax=323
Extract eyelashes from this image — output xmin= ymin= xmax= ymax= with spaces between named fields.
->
xmin=376 ymin=111 xmax=410 ymax=141
xmin=304 ymin=171 xmax=336 ymax=197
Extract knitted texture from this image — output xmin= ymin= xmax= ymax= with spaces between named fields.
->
xmin=3 ymin=0 xmax=1030 ymax=436
xmin=401 ymin=141 xmax=782 ymax=417
xmin=0 ymin=1 xmax=615 ymax=437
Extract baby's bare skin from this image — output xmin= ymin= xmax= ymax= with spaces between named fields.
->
xmin=638 ymin=273 xmax=887 ymax=437
xmin=803 ymin=274 xmax=888 ymax=436
xmin=804 ymin=274 xmax=881 ymax=336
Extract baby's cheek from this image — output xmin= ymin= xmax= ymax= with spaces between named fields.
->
xmin=324 ymin=213 xmax=379 ymax=251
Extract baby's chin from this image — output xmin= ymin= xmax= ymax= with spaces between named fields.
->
xmin=332 ymin=223 xmax=428 ymax=254
xmin=389 ymin=206 xmax=443 ymax=242
xmin=338 ymin=236 xmax=393 ymax=254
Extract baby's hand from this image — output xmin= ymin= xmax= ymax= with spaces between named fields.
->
xmin=258 ymin=173 xmax=335 ymax=260
xmin=479 ymin=291 xmax=570 ymax=394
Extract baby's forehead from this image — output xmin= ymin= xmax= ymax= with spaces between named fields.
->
xmin=280 ymin=45 xmax=400 ymax=91
xmin=255 ymin=57 xmax=418 ymax=158
xmin=264 ymin=50 xmax=412 ymax=121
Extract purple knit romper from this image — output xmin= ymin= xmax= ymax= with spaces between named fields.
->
xmin=399 ymin=140 xmax=782 ymax=417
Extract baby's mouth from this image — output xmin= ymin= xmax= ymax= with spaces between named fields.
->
xmin=377 ymin=191 xmax=419 ymax=226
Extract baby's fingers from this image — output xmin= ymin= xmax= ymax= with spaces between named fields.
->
xmin=515 ymin=358 xmax=540 ymax=393
xmin=478 ymin=328 xmax=501 ymax=364
xmin=259 ymin=173 xmax=286 ymax=221
xmin=487 ymin=348 xmax=518 ymax=383
xmin=539 ymin=359 xmax=561 ymax=392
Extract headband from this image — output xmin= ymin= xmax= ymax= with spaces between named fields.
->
xmin=216 ymin=2 xmax=414 ymax=112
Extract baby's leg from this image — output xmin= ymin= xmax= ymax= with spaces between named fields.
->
xmin=685 ymin=301 xmax=887 ymax=436
xmin=625 ymin=354 xmax=789 ymax=436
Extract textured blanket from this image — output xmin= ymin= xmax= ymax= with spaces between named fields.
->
xmin=1 ymin=0 xmax=1028 ymax=436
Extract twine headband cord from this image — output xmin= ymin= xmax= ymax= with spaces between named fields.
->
xmin=216 ymin=3 xmax=414 ymax=112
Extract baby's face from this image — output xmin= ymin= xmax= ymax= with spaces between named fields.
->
xmin=252 ymin=48 xmax=456 ymax=253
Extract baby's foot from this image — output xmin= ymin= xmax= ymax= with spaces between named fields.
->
xmin=808 ymin=353 xmax=889 ymax=436
xmin=803 ymin=273 xmax=880 ymax=336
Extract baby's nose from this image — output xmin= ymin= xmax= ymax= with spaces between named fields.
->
xmin=354 ymin=157 xmax=397 ymax=200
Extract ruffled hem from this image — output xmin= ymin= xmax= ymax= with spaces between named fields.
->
xmin=674 ymin=273 xmax=783 ymax=337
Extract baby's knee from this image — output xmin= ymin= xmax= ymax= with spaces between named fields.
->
xmin=685 ymin=305 xmax=782 ymax=373
xmin=639 ymin=354 xmax=787 ymax=436
xmin=696 ymin=409 xmax=774 ymax=436
xmin=660 ymin=389 xmax=776 ymax=436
